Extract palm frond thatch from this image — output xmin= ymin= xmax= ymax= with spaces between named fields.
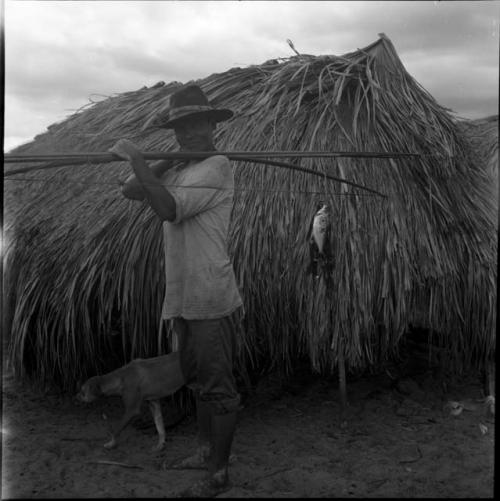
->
xmin=457 ymin=115 xmax=498 ymax=203
xmin=3 ymin=35 xmax=497 ymax=391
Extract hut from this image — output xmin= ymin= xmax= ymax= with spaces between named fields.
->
xmin=457 ymin=115 xmax=498 ymax=206
xmin=3 ymin=35 xmax=497 ymax=392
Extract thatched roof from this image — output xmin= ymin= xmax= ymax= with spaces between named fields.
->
xmin=457 ymin=115 xmax=498 ymax=204
xmin=4 ymin=35 xmax=497 ymax=391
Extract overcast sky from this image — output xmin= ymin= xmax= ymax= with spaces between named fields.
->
xmin=3 ymin=0 xmax=499 ymax=152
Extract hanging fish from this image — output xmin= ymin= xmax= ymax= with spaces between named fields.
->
xmin=485 ymin=395 xmax=495 ymax=417
xmin=307 ymin=203 xmax=333 ymax=279
xmin=445 ymin=400 xmax=464 ymax=417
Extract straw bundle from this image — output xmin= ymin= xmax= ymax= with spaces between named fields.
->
xmin=4 ymin=35 xmax=496 ymax=391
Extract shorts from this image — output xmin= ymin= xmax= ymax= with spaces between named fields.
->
xmin=173 ymin=313 xmax=241 ymax=414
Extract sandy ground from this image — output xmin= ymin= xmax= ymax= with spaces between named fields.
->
xmin=1 ymin=362 xmax=495 ymax=498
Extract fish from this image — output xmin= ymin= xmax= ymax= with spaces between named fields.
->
xmin=479 ymin=423 xmax=488 ymax=435
xmin=311 ymin=204 xmax=329 ymax=253
xmin=485 ymin=395 xmax=495 ymax=417
xmin=308 ymin=203 xmax=333 ymax=279
xmin=445 ymin=400 xmax=464 ymax=417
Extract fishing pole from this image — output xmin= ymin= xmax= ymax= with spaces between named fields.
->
xmin=236 ymin=157 xmax=387 ymax=197
xmin=3 ymin=149 xmax=423 ymax=166
xmin=3 ymin=151 xmax=392 ymax=197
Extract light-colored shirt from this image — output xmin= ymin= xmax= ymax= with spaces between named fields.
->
xmin=160 ymin=155 xmax=243 ymax=320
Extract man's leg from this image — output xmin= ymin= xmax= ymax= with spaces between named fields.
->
xmin=195 ymin=395 xmax=213 ymax=462
xmin=163 ymin=318 xmax=210 ymax=470
xmin=167 ymin=393 xmax=212 ymax=469
xmin=207 ymin=401 xmax=239 ymax=483
xmin=180 ymin=314 xmax=240 ymax=497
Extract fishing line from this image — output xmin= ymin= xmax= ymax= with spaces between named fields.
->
xmin=4 ymin=176 xmax=388 ymax=198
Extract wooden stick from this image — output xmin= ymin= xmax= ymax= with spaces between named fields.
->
xmin=4 ymin=153 xmax=388 ymax=198
xmin=338 ymin=334 xmax=347 ymax=414
xmin=4 ymin=150 xmax=422 ymax=164
xmin=237 ymin=157 xmax=387 ymax=197
xmin=86 ymin=460 xmax=144 ymax=470
xmin=326 ymin=276 xmax=348 ymax=419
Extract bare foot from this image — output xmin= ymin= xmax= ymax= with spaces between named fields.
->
xmin=151 ymin=440 xmax=165 ymax=452
xmin=103 ymin=437 xmax=117 ymax=449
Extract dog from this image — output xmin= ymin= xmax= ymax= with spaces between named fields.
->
xmin=77 ymin=351 xmax=185 ymax=451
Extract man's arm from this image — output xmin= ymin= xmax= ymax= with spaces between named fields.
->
xmin=111 ymin=140 xmax=177 ymax=222
xmin=121 ymin=159 xmax=173 ymax=201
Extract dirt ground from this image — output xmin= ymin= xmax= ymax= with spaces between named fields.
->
xmin=1 ymin=361 xmax=495 ymax=498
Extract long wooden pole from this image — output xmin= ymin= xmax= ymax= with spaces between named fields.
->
xmin=4 ymin=152 xmax=389 ymax=198
xmin=4 ymin=150 xmax=422 ymax=164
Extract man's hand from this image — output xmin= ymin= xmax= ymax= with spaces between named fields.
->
xmin=109 ymin=139 xmax=142 ymax=162
xmin=112 ymin=139 xmax=146 ymax=200
xmin=112 ymin=139 xmax=176 ymax=221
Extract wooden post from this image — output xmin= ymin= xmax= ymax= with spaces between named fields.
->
xmin=326 ymin=273 xmax=348 ymax=420
xmin=484 ymin=357 xmax=495 ymax=397
xmin=338 ymin=333 xmax=347 ymax=416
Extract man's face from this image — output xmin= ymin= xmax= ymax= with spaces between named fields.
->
xmin=173 ymin=115 xmax=215 ymax=151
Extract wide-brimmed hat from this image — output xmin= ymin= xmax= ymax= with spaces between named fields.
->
xmin=153 ymin=84 xmax=233 ymax=129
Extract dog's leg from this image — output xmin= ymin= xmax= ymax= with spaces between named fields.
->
xmin=102 ymin=413 xmax=116 ymax=449
xmin=104 ymin=392 xmax=142 ymax=449
xmin=148 ymin=400 xmax=166 ymax=452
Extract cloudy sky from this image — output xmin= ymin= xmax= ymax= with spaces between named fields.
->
xmin=3 ymin=0 xmax=499 ymax=152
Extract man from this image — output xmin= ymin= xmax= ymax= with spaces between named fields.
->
xmin=110 ymin=84 xmax=243 ymax=497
